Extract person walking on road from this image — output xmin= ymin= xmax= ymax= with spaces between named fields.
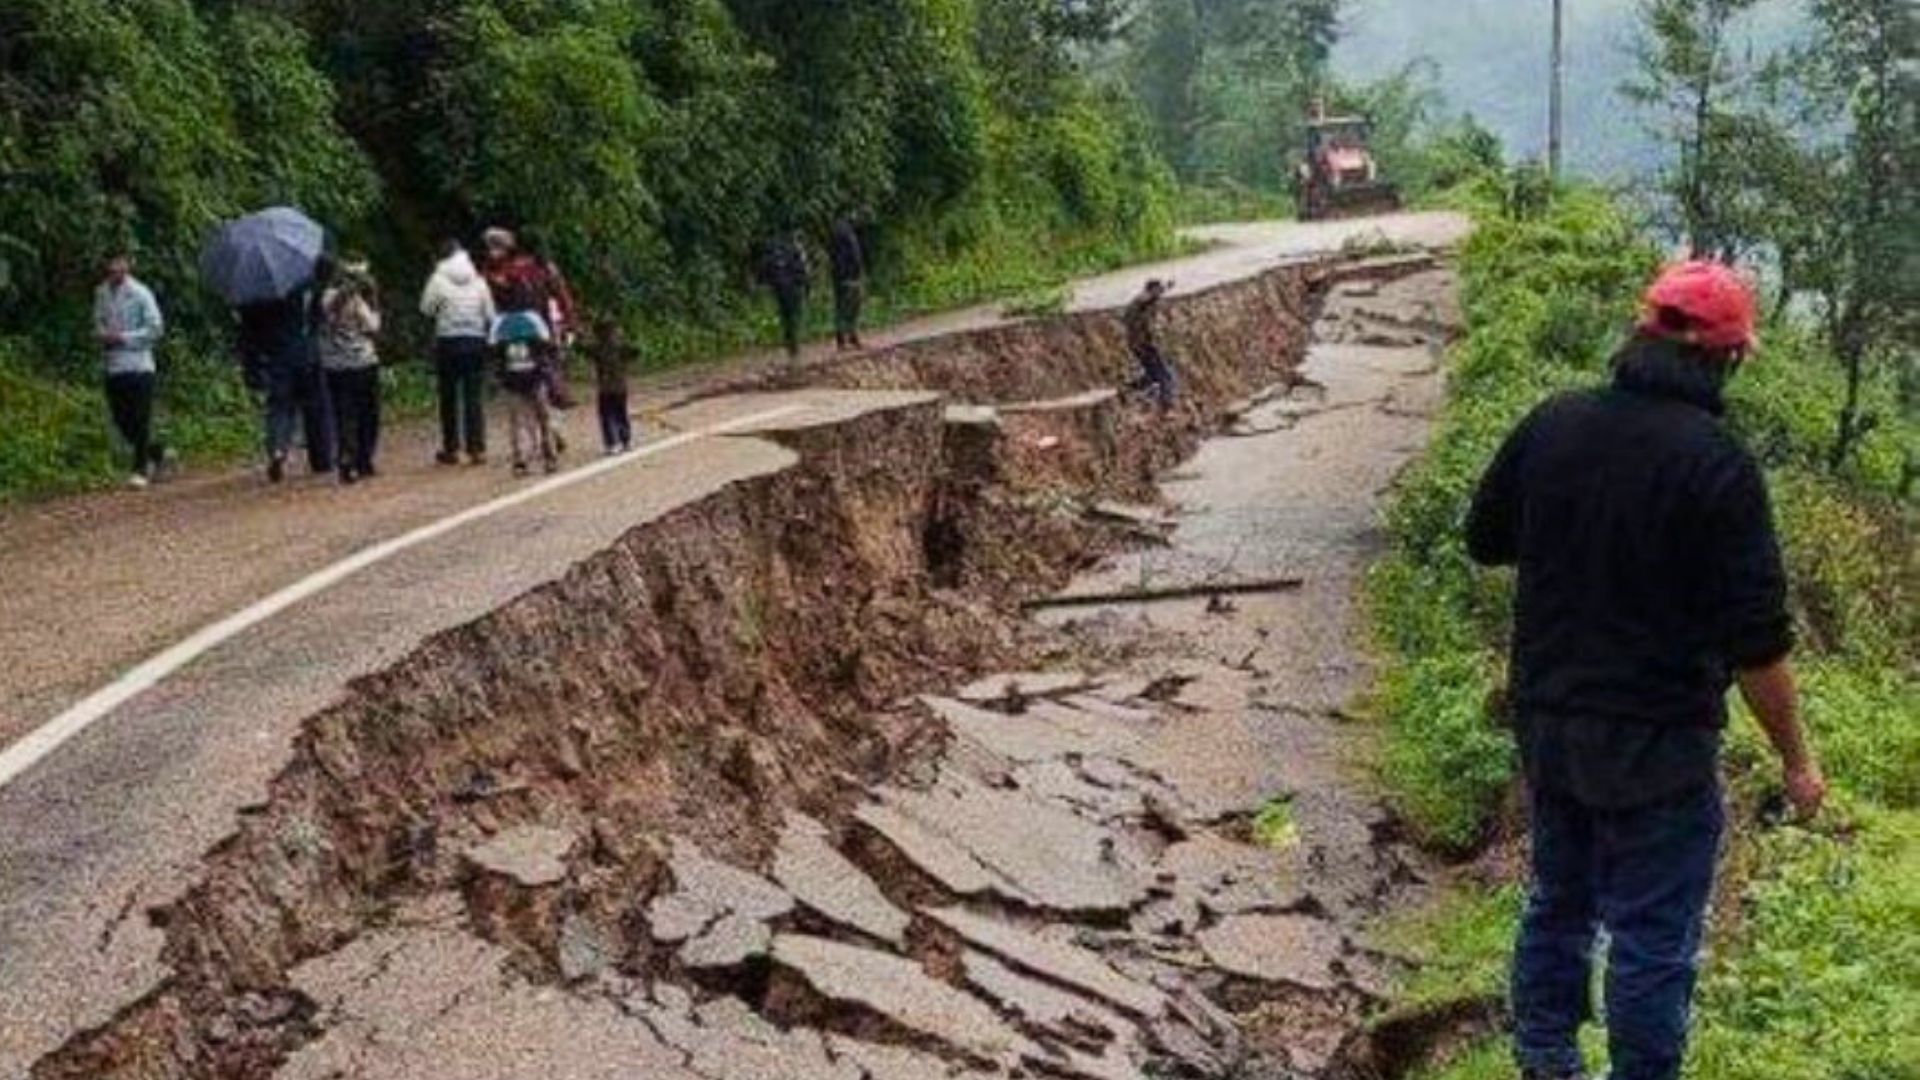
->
xmin=318 ymin=257 xmax=383 ymax=484
xmin=760 ymin=230 xmax=810 ymax=360
xmin=493 ymin=308 xmax=558 ymax=476
xmin=589 ymin=316 xmax=636 ymax=455
xmin=92 ymin=253 xmax=167 ymax=488
xmin=483 ymin=228 xmax=571 ymax=456
xmin=828 ymin=217 xmax=866 ymax=351
xmin=421 ymin=240 xmax=495 ymax=465
xmin=1466 ymin=261 xmax=1826 ymax=1080
xmin=1123 ymin=279 xmax=1177 ymax=410
xmin=237 ymin=274 xmax=333 ymax=483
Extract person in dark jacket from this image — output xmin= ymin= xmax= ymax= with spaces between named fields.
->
xmin=237 ymin=269 xmax=333 ymax=483
xmin=828 ymin=217 xmax=865 ymax=351
xmin=589 ymin=316 xmax=635 ymax=455
xmin=760 ymin=231 xmax=810 ymax=360
xmin=1123 ymin=279 xmax=1176 ymax=409
xmin=1466 ymin=261 xmax=1826 ymax=1080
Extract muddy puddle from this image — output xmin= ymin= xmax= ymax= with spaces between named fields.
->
xmin=25 ymin=259 xmax=1464 ymax=1080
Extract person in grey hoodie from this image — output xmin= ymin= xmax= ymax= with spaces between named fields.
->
xmin=420 ymin=240 xmax=497 ymax=464
xmin=93 ymin=253 xmax=167 ymax=488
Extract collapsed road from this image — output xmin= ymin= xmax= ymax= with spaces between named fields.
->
xmin=0 ymin=213 xmax=1469 ymax=1080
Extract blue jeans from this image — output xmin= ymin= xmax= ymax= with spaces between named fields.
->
xmin=1513 ymin=782 xmax=1723 ymax=1080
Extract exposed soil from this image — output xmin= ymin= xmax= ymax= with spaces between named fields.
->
xmin=25 ymin=250 xmax=1465 ymax=1080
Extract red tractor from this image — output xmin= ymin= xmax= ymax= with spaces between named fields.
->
xmin=1293 ymin=106 xmax=1402 ymax=221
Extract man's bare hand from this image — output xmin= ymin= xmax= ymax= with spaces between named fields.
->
xmin=1784 ymin=760 xmax=1828 ymax=818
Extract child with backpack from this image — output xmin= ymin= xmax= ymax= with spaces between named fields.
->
xmin=492 ymin=309 xmax=557 ymax=476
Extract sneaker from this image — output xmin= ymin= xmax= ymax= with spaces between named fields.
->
xmin=435 ymin=450 xmax=459 ymax=467
xmin=512 ymin=460 xmax=529 ymax=477
xmin=267 ymin=455 xmax=286 ymax=484
xmin=339 ymin=468 xmax=359 ymax=486
xmin=127 ymin=473 xmax=150 ymax=490
xmin=604 ymin=445 xmax=621 ymax=458
xmin=542 ymin=456 xmax=560 ymax=475
xmin=360 ymin=463 xmax=378 ymax=479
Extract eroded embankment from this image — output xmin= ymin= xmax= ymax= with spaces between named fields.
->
xmin=30 ymin=259 xmax=1362 ymax=1079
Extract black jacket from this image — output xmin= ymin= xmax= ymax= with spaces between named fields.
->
xmin=1466 ymin=337 xmax=1793 ymax=807
xmin=828 ymin=221 xmax=864 ymax=284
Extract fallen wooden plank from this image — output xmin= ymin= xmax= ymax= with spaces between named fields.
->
xmin=1022 ymin=577 xmax=1305 ymax=611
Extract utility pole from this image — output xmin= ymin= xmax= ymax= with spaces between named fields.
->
xmin=1549 ymin=0 xmax=1565 ymax=179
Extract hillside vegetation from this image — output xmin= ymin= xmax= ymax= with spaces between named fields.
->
xmin=0 ymin=0 xmax=1176 ymax=501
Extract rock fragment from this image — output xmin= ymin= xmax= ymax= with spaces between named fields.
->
xmin=960 ymin=950 xmax=1134 ymax=1048
xmin=927 ymin=908 xmax=1167 ymax=1019
xmin=772 ymin=935 xmax=1038 ymax=1063
xmin=464 ymin=825 xmax=576 ymax=887
xmin=877 ymin=770 xmax=1149 ymax=915
xmin=646 ymin=840 xmax=794 ymax=971
xmin=1195 ymin=913 xmax=1346 ymax=992
xmin=923 ymin=695 xmax=1095 ymax=763
xmin=773 ymin=813 xmax=911 ymax=946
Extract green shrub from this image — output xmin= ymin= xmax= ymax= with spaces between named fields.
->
xmin=1374 ymin=649 xmax=1512 ymax=852
xmin=1690 ymin=811 xmax=1920 ymax=1080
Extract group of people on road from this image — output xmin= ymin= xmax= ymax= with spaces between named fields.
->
xmin=94 ymin=211 xmax=1187 ymax=491
xmin=419 ymin=228 xmax=605 ymax=477
xmin=94 ymin=227 xmax=644 ymax=489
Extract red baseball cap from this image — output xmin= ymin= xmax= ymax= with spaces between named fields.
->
xmin=1639 ymin=260 xmax=1760 ymax=355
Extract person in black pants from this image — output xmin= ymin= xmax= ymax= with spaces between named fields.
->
xmin=238 ymin=288 xmax=333 ymax=482
xmin=1123 ymin=279 xmax=1178 ymax=410
xmin=420 ymin=241 xmax=497 ymax=463
xmin=589 ymin=317 xmax=635 ymax=454
xmin=759 ymin=231 xmax=810 ymax=360
xmin=828 ymin=217 xmax=865 ymax=351
xmin=318 ymin=259 xmax=384 ymax=483
xmin=92 ymin=253 xmax=167 ymax=487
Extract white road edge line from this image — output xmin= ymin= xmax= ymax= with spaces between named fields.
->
xmin=0 ymin=403 xmax=810 ymax=792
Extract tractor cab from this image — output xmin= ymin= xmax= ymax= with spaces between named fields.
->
xmin=1294 ymin=106 xmax=1402 ymax=221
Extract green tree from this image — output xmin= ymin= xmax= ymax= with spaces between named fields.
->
xmin=1121 ymin=0 xmax=1343 ymax=189
xmin=1787 ymin=0 xmax=1918 ymax=468
xmin=1621 ymin=0 xmax=1765 ymax=257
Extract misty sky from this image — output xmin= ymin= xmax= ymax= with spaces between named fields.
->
xmin=1333 ymin=0 xmax=1808 ymax=177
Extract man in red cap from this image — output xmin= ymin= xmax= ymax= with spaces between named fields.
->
xmin=1466 ymin=261 xmax=1826 ymax=1080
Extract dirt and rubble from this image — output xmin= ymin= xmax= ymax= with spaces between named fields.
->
xmin=9 ymin=231 xmax=1466 ymax=1080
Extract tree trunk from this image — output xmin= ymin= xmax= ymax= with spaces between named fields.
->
xmin=1829 ymin=324 xmax=1868 ymax=471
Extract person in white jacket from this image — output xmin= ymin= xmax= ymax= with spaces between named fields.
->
xmin=420 ymin=240 xmax=497 ymax=464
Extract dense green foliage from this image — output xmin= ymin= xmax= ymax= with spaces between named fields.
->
xmin=0 ymin=0 xmax=1177 ymax=501
xmin=1367 ymin=181 xmax=1920 ymax=1078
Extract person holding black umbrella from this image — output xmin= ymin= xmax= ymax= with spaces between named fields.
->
xmin=202 ymin=207 xmax=335 ymax=483
xmin=237 ymin=276 xmax=334 ymax=483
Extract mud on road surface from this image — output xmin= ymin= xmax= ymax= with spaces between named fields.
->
xmin=0 ymin=215 xmax=1468 ymax=1080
